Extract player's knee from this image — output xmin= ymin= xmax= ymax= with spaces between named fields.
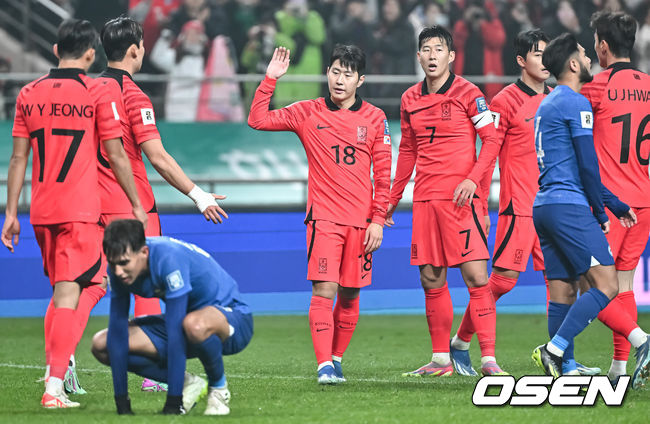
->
xmin=183 ymin=315 xmax=207 ymax=344
xmin=419 ymin=268 xmax=445 ymax=289
xmin=338 ymin=287 xmax=360 ymax=299
xmin=463 ymin=273 xmax=488 ymax=288
xmin=91 ymin=329 xmax=109 ymax=365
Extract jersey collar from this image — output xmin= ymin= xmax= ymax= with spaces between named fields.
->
xmin=325 ymin=94 xmax=363 ymax=111
xmin=607 ymin=61 xmax=637 ymax=81
xmin=421 ymin=73 xmax=455 ymax=96
xmin=44 ymin=68 xmax=87 ymax=88
xmin=515 ymin=78 xmax=550 ymax=96
xmin=101 ymin=67 xmax=134 ymax=89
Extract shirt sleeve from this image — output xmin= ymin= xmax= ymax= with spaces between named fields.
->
xmin=389 ymin=97 xmax=417 ymax=206
xmin=107 ymin=274 xmax=131 ymax=397
xmin=12 ymin=88 xmax=29 ymax=138
xmin=572 ymin=133 xmax=608 ymax=224
xmin=91 ymin=81 xmax=123 ymax=142
xmin=370 ymin=113 xmax=392 ymax=225
xmin=126 ymin=88 xmax=161 ymax=145
xmin=466 ymin=91 xmax=500 ymax=191
xmin=163 ymin=294 xmax=188 ymax=397
xmin=156 ymin=253 xmax=193 ymax=300
xmin=477 ymin=96 xmax=509 ymax=214
xmin=247 ymin=76 xmax=302 ymax=132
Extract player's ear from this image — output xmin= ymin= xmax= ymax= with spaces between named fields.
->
xmin=356 ymin=74 xmax=365 ymax=89
xmin=53 ymin=44 xmax=60 ymax=60
xmin=129 ymin=43 xmax=138 ymax=59
xmin=85 ymin=48 xmax=96 ymax=65
xmin=448 ymin=50 xmax=456 ymax=64
xmin=516 ymin=55 xmax=526 ymax=69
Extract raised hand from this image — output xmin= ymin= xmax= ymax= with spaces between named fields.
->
xmin=266 ymin=47 xmax=291 ymax=80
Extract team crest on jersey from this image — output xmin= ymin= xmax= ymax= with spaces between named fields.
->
xmin=165 ymin=270 xmax=184 ymax=292
xmin=411 ymin=244 xmax=418 ymax=259
xmin=383 ymin=135 xmax=391 ymax=145
xmin=475 ymin=97 xmax=488 ymax=113
xmin=580 ymin=111 xmax=593 ymax=129
xmin=357 ymin=126 xmax=367 ymax=144
xmin=514 ymin=249 xmax=524 ymax=265
xmin=141 ymin=108 xmax=155 ymax=125
xmin=441 ymin=101 xmax=451 ymax=120
xmin=319 ymin=258 xmax=328 ymax=273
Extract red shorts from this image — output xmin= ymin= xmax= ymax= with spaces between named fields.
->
xmin=606 ymin=207 xmax=650 ymax=270
xmin=33 ymin=222 xmax=103 ymax=286
xmin=306 ymin=220 xmax=372 ymax=288
xmin=98 ymin=212 xmax=162 ymax=278
xmin=492 ymin=214 xmax=544 ymax=272
xmin=411 ymin=199 xmax=489 ymax=267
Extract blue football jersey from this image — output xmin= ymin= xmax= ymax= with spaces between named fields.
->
xmin=109 ymin=236 xmax=249 ymax=313
xmin=533 ymin=85 xmax=595 ymax=207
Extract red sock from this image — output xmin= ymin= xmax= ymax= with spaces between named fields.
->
xmin=332 ymin=296 xmax=360 ymax=358
xmin=49 ymin=307 xmax=77 ymax=379
xmin=457 ymin=274 xmax=516 ymax=342
xmin=134 ymin=295 xmax=162 ymax=317
xmin=73 ymin=284 xmax=107 ymax=351
xmin=598 ymin=295 xmax=637 ymax=340
xmin=612 ymin=291 xmax=637 ymax=361
xmin=309 ymin=296 xmax=334 ymax=366
xmin=44 ymin=298 xmax=54 ymax=365
xmin=468 ymin=285 xmax=496 ymax=357
xmin=424 ymin=284 xmax=453 ymax=352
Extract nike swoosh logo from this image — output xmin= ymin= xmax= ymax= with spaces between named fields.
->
xmin=316 ymin=328 xmax=329 ymax=332
xmin=525 ymin=117 xmax=534 ymax=122
xmin=478 ymin=312 xmax=493 ymax=317
xmin=362 ymin=273 xmax=369 ymax=279
xmin=317 ymin=124 xmax=330 ymax=130
xmin=461 ymin=250 xmax=474 ymax=257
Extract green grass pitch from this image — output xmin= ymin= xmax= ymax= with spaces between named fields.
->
xmin=1 ymin=313 xmax=649 ymax=423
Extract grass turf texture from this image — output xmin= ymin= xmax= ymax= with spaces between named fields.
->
xmin=1 ymin=313 xmax=649 ymax=423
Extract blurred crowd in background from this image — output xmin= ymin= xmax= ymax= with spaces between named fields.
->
xmin=2 ymin=0 xmax=650 ymax=120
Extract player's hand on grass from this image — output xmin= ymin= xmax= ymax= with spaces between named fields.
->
xmin=618 ymin=208 xmax=637 ymax=228
xmin=453 ymin=179 xmax=477 ymax=207
xmin=600 ymin=220 xmax=610 ymax=234
xmin=385 ymin=203 xmax=396 ymax=227
xmin=364 ymin=222 xmax=383 ymax=253
xmin=114 ymin=395 xmax=134 ymax=415
xmin=1 ymin=215 xmax=20 ymax=252
xmin=132 ymin=205 xmax=149 ymax=229
xmin=266 ymin=47 xmax=290 ymax=80
xmin=203 ymin=194 xmax=229 ymax=224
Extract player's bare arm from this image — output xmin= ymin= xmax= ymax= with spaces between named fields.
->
xmin=103 ymin=137 xmax=148 ymax=227
xmin=1 ymin=137 xmax=30 ymax=252
xmin=385 ymin=203 xmax=396 ymax=227
xmin=140 ymin=139 xmax=228 ymax=224
xmin=364 ymin=222 xmax=383 ymax=253
xmin=266 ymin=47 xmax=291 ymax=80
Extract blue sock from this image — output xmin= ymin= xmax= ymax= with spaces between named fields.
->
xmin=548 ymin=302 xmax=577 ymax=372
xmin=195 ymin=335 xmax=224 ymax=388
xmin=554 ymin=288 xmax=610 ymax=351
xmin=127 ymin=354 xmax=167 ymax=382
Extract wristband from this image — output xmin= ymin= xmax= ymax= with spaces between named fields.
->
xmin=188 ymin=185 xmax=216 ymax=213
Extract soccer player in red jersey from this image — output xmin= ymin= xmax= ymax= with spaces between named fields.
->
xmin=1 ymin=19 xmax=145 ymax=408
xmin=581 ymin=11 xmax=650 ymax=384
xmin=92 ymin=16 xmax=228 ymax=392
xmin=248 ymin=45 xmax=391 ymax=384
xmin=386 ymin=26 xmax=505 ymax=377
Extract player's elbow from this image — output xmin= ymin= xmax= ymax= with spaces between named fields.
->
xmin=91 ymin=329 xmax=110 ymax=365
xmin=247 ymin=113 xmax=262 ymax=130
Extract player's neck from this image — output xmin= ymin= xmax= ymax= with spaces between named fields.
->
xmin=57 ymin=59 xmax=89 ymax=72
xmin=425 ymin=71 xmax=450 ymax=94
xmin=557 ymin=76 xmax=582 ymax=93
xmin=108 ymin=61 xmax=135 ymax=76
xmin=519 ymin=73 xmax=546 ymax=94
xmin=605 ymin=56 xmax=631 ymax=68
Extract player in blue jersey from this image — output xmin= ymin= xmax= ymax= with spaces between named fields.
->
xmin=530 ymin=33 xmax=650 ymax=389
xmin=90 ymin=219 xmax=253 ymax=415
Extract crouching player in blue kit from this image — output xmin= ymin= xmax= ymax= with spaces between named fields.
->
xmin=91 ymin=219 xmax=253 ymax=414
xmin=530 ymin=33 xmax=650 ymax=389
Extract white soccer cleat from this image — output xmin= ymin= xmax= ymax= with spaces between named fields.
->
xmin=182 ymin=372 xmax=208 ymax=413
xmin=204 ymin=387 xmax=230 ymax=416
xmin=41 ymin=388 xmax=80 ymax=409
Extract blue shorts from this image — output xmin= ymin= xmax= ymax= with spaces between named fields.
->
xmin=533 ymin=203 xmax=614 ymax=280
xmin=133 ymin=305 xmax=253 ymax=361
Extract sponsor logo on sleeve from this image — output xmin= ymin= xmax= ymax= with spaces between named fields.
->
xmin=475 ymin=97 xmax=488 ymax=113
xmin=141 ymin=108 xmax=155 ymax=125
xmin=165 ymin=270 xmax=184 ymax=292
xmin=383 ymin=119 xmax=390 ymax=135
xmin=580 ymin=111 xmax=593 ymax=129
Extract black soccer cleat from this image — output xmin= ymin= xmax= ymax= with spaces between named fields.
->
xmin=532 ymin=343 xmax=562 ymax=378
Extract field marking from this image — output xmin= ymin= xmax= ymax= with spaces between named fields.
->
xmin=0 ymin=362 xmax=467 ymax=384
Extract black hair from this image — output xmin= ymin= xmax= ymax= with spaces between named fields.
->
xmin=418 ymin=25 xmax=454 ymax=51
xmin=101 ymin=16 xmax=144 ymax=62
xmin=56 ymin=19 xmax=99 ymax=59
xmin=590 ymin=10 xmax=636 ymax=59
xmin=103 ymin=219 xmax=146 ymax=262
xmin=514 ymin=29 xmax=549 ymax=59
xmin=542 ymin=32 xmax=579 ymax=80
xmin=329 ymin=44 xmax=366 ymax=76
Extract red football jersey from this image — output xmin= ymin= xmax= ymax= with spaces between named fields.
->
xmin=581 ymin=63 xmax=650 ymax=207
xmin=96 ymin=68 xmax=159 ymax=214
xmin=248 ymin=77 xmax=392 ymax=228
xmin=12 ymin=68 xmax=122 ymax=225
xmin=390 ymin=74 xmax=500 ymax=205
xmin=490 ymin=80 xmax=551 ymax=216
